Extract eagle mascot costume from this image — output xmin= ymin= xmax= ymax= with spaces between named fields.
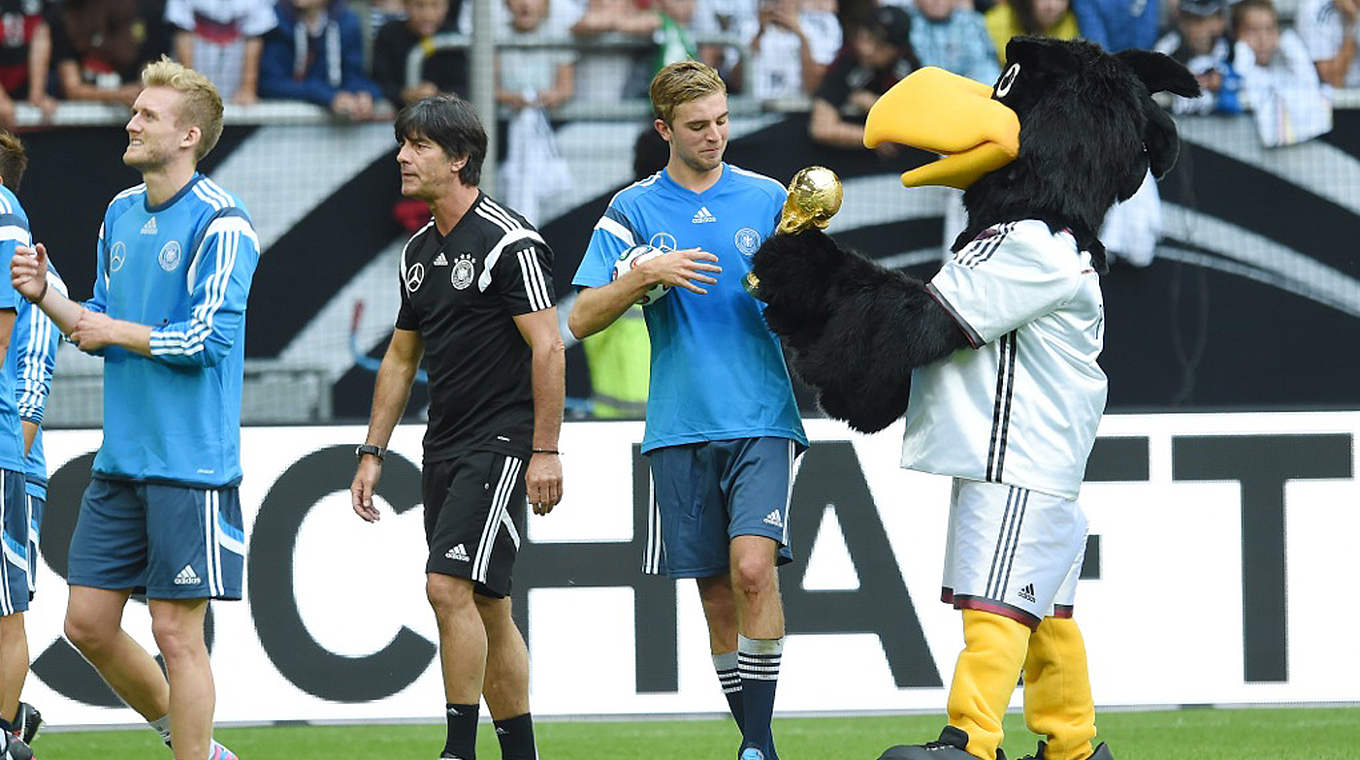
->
xmin=749 ymin=38 xmax=1198 ymax=760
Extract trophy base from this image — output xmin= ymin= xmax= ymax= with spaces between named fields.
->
xmin=742 ymin=272 xmax=763 ymax=300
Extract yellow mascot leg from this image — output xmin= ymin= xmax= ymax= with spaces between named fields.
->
xmin=946 ymin=609 xmax=1031 ymax=760
xmin=1022 ymin=617 xmax=1096 ymax=760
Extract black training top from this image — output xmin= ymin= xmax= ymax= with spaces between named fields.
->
xmin=396 ymin=192 xmax=555 ymax=461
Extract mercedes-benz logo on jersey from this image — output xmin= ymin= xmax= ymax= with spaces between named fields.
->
xmin=735 ymin=227 xmax=761 ymax=256
xmin=405 ymin=262 xmax=426 ymax=292
xmin=158 ymin=240 xmax=182 ymax=272
xmin=649 ymin=232 xmax=677 ymax=252
xmin=451 ymin=253 xmax=475 ymax=290
xmin=109 ymin=241 xmax=127 ymax=273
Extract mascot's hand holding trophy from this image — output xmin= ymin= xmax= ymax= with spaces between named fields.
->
xmin=743 ymin=165 xmax=844 ymax=297
xmin=745 ymin=37 xmax=1199 ymax=760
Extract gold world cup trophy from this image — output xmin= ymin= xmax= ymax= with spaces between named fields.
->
xmin=744 ymin=166 xmax=843 ymax=298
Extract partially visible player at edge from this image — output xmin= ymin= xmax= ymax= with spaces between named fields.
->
xmin=568 ymin=61 xmax=808 ymax=760
xmin=0 ymin=130 xmax=39 ymax=760
xmin=10 ymin=58 xmax=259 ymax=760
xmin=5 ymin=217 xmax=64 ymax=756
xmin=349 ymin=94 xmax=564 ymax=760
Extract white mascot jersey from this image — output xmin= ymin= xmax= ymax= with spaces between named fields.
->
xmin=901 ymin=219 xmax=1108 ymax=500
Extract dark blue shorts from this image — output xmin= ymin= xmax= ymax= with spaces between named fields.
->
xmin=26 ymin=492 xmax=43 ymax=600
xmin=68 ymin=477 xmax=245 ymax=600
xmin=644 ymin=437 xmax=800 ymax=579
xmin=1 ymin=469 xmax=29 ymax=615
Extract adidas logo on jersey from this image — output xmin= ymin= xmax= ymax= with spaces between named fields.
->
xmin=433 ymin=252 xmax=449 ymax=266
xmin=1018 ymin=583 xmax=1037 ymax=603
xmin=691 ymin=206 xmax=717 ymax=224
xmin=174 ymin=564 xmax=200 ymax=585
xmin=763 ymin=510 xmax=784 ymax=528
xmin=446 ymin=544 xmax=470 ymax=562
xmin=140 ymin=217 xmax=158 ymax=235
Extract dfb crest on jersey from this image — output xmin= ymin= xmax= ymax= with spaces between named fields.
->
xmin=109 ymin=242 xmax=127 ymax=273
xmin=405 ymin=262 xmax=426 ymax=292
xmin=735 ymin=227 xmax=761 ymax=256
xmin=451 ymin=253 xmax=475 ymax=290
xmin=158 ymin=241 xmax=182 ymax=272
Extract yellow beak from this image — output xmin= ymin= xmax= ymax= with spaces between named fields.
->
xmin=864 ymin=67 xmax=1021 ymax=190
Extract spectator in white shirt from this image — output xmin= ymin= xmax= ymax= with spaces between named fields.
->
xmin=1296 ymin=0 xmax=1359 ymax=87
xmin=744 ymin=0 xmax=842 ymax=100
xmin=166 ymin=0 xmax=278 ymax=103
xmin=498 ymin=0 xmax=576 ymax=110
xmin=693 ymin=0 xmax=755 ymax=80
xmin=1234 ymin=0 xmax=1333 ymax=146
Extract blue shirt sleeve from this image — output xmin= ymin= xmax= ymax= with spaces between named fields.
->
xmin=260 ymin=11 xmax=383 ymax=105
xmin=1131 ymin=3 xmax=1159 ymax=51
xmin=964 ymin=15 xmax=1001 ymax=84
xmin=0 ymin=212 xmax=30 ymax=313
xmin=573 ymin=203 xmax=639 ymax=289
xmin=14 ymin=270 xmax=66 ymax=425
xmin=84 ymin=218 xmax=110 ymax=315
xmin=1071 ymin=0 xmax=1110 ymax=50
xmin=340 ymin=12 xmax=384 ymax=99
xmin=147 ymin=209 xmax=261 ymax=367
xmin=258 ymin=16 xmax=339 ymax=107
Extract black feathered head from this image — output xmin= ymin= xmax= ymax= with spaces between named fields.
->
xmin=864 ymin=37 xmax=1199 ymax=272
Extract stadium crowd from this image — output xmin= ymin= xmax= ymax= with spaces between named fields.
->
xmin=0 ymin=0 xmax=1352 ymax=132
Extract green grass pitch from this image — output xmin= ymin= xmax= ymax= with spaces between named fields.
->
xmin=33 ymin=706 xmax=1360 ymax=759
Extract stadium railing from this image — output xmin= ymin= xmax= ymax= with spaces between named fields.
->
xmin=10 ymin=29 xmax=1359 ymax=427
xmin=404 ymin=31 xmax=761 ymax=121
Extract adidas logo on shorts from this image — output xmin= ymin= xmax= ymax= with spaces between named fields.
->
xmin=1018 ymin=583 xmax=1037 ymax=603
xmin=174 ymin=564 xmax=201 ymax=585
xmin=762 ymin=510 xmax=784 ymax=529
xmin=446 ymin=544 xmax=470 ymax=562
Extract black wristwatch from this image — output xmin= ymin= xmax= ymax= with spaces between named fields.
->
xmin=355 ymin=444 xmax=386 ymax=461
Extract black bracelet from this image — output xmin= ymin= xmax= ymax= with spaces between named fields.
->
xmin=532 ymin=448 xmax=560 ymax=455
xmin=25 ymin=278 xmax=47 ymax=306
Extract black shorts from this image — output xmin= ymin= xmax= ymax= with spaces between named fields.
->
xmin=422 ymin=451 xmax=526 ymax=598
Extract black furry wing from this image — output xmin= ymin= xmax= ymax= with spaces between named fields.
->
xmin=752 ymin=231 xmax=972 ymax=433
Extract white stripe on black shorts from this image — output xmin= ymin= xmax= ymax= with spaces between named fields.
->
xmin=422 ymin=450 xmax=527 ymax=598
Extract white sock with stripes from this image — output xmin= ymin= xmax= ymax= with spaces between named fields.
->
xmin=150 ymin=714 xmax=172 ymax=745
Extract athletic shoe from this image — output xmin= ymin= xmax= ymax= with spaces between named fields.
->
xmin=739 ymin=748 xmax=766 ymax=760
xmin=13 ymin=703 xmax=40 ymax=746
xmin=878 ymin=726 xmax=1007 ymax=760
xmin=1 ymin=734 xmax=35 ymax=760
xmin=1017 ymin=741 xmax=1114 ymax=760
xmin=208 ymin=739 xmax=238 ymax=760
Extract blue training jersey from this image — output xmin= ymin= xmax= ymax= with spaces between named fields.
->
xmin=0 ymin=188 xmax=32 ymax=474
xmin=10 ymin=261 xmax=66 ymax=500
xmin=573 ymin=163 xmax=807 ymax=453
xmin=86 ymin=174 xmax=261 ymax=487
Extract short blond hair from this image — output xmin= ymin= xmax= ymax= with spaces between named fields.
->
xmin=142 ymin=56 xmax=224 ymax=162
xmin=649 ymin=60 xmax=726 ymax=125
xmin=0 ymin=130 xmax=27 ymax=193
